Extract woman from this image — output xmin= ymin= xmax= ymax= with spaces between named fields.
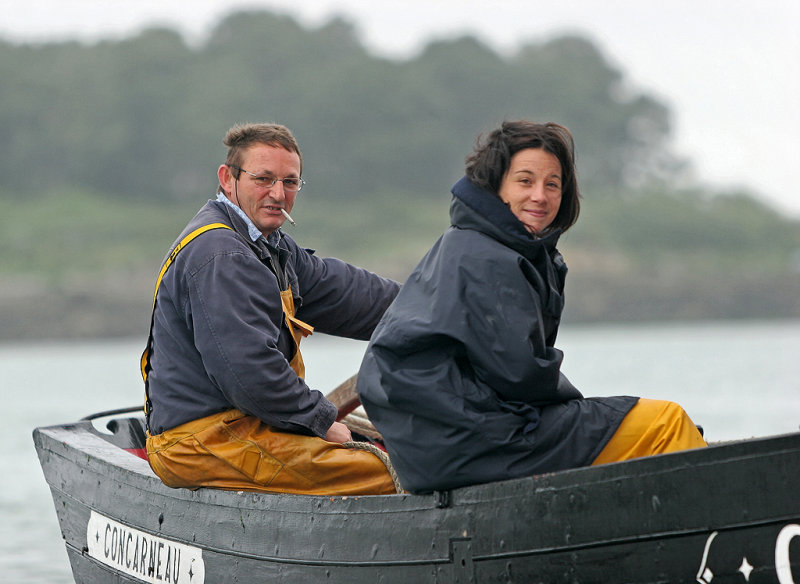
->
xmin=357 ymin=120 xmax=706 ymax=493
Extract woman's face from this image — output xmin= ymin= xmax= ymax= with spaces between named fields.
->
xmin=498 ymin=148 xmax=562 ymax=235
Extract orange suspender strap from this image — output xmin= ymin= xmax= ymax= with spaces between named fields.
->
xmin=140 ymin=223 xmax=233 ymax=427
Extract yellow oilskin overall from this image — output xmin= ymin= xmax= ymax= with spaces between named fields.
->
xmin=144 ymin=224 xmax=397 ymax=496
xmin=592 ymin=398 xmax=707 ymax=465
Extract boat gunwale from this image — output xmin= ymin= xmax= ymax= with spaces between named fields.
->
xmin=33 ymin=418 xmax=800 ymax=512
xmin=32 ymin=417 xmax=800 ymax=578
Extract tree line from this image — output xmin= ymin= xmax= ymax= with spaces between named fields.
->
xmin=0 ymin=10 xmax=797 ymax=339
xmin=1 ymin=10 xmax=677 ymax=202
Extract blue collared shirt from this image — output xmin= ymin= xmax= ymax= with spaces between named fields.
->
xmin=216 ymin=192 xmax=281 ymax=247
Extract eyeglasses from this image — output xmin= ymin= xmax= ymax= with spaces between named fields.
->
xmin=229 ymin=165 xmax=305 ymax=192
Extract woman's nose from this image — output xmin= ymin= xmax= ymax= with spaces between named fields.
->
xmin=528 ymin=184 xmax=546 ymax=202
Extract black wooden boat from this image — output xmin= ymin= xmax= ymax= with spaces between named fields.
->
xmin=33 ymin=406 xmax=800 ymax=583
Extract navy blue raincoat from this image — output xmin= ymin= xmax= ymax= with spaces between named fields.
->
xmin=357 ymin=178 xmax=637 ymax=493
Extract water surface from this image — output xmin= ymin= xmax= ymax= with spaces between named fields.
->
xmin=5 ymin=320 xmax=798 ymax=581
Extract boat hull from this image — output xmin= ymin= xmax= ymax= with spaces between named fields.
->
xmin=33 ymin=419 xmax=800 ymax=583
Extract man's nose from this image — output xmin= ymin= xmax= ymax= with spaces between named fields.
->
xmin=269 ymin=181 xmax=286 ymax=199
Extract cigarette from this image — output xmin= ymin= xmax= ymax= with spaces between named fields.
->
xmin=281 ymin=208 xmax=297 ymax=226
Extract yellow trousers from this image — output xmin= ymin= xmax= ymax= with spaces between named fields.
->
xmin=592 ymin=398 xmax=707 ymax=465
xmin=146 ymin=409 xmax=397 ymax=496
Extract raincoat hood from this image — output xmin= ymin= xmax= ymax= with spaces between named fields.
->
xmin=450 ymin=176 xmax=563 ymax=260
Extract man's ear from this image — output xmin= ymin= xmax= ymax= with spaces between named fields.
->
xmin=217 ymin=164 xmax=235 ymax=197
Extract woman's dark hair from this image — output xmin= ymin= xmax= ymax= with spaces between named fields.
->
xmin=465 ymin=120 xmax=580 ymax=232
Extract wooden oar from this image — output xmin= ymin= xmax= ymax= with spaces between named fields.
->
xmin=325 ymin=373 xmax=362 ymax=422
xmin=109 ymin=375 xmax=363 ymax=425
xmin=326 ymin=373 xmax=383 ymax=441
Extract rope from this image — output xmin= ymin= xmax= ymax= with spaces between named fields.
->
xmin=341 ymin=410 xmax=382 ymax=440
xmin=343 ymin=441 xmax=404 ymax=494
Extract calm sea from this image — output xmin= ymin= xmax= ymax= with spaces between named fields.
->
xmin=4 ymin=320 xmax=799 ymax=582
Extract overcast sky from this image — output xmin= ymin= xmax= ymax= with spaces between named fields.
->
xmin=6 ymin=0 xmax=800 ymax=217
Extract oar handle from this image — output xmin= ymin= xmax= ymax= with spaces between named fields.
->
xmin=325 ymin=374 xmax=362 ymax=421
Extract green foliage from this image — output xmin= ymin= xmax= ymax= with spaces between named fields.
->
xmin=0 ymin=189 xmax=196 ymax=281
xmin=0 ymin=10 xmax=797 ymax=336
xmin=567 ymin=185 xmax=799 ymax=273
xmin=0 ymin=11 xmax=683 ymax=202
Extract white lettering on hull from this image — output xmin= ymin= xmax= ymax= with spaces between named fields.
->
xmin=776 ymin=524 xmax=800 ymax=584
xmin=87 ymin=511 xmax=205 ymax=583
xmin=697 ymin=524 xmax=800 ymax=583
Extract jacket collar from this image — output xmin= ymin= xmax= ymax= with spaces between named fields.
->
xmin=216 ymin=192 xmax=263 ymax=242
xmin=197 ymin=199 xmax=292 ymax=287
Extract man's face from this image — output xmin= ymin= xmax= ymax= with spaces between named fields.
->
xmin=218 ymin=143 xmax=302 ymax=237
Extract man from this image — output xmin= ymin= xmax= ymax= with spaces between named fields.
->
xmin=142 ymin=123 xmax=400 ymax=495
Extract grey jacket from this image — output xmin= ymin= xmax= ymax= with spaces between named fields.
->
xmin=147 ymin=199 xmax=399 ymax=436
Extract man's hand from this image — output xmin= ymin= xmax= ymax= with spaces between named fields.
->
xmin=325 ymin=421 xmax=353 ymax=443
